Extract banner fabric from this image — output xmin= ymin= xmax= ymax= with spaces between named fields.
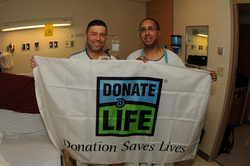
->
xmin=33 ymin=56 xmax=211 ymax=164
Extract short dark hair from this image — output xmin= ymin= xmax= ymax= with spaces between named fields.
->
xmin=139 ymin=18 xmax=160 ymax=30
xmin=86 ymin=20 xmax=107 ymax=32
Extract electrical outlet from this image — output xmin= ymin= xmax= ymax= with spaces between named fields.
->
xmin=65 ymin=40 xmax=73 ymax=48
xmin=49 ymin=41 xmax=53 ymax=48
xmin=49 ymin=41 xmax=58 ymax=48
xmin=7 ymin=43 xmax=15 ymax=53
xmin=217 ymin=66 xmax=224 ymax=77
xmin=21 ymin=44 xmax=25 ymax=51
xmin=26 ymin=43 xmax=30 ymax=50
xmin=54 ymin=41 xmax=58 ymax=48
xmin=21 ymin=43 xmax=30 ymax=51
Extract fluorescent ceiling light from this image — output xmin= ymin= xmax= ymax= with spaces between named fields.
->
xmin=1 ymin=17 xmax=73 ymax=32
xmin=197 ymin=34 xmax=208 ymax=37
xmin=193 ymin=29 xmax=208 ymax=37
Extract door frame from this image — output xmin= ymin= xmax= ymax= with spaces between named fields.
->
xmin=210 ymin=0 xmax=250 ymax=161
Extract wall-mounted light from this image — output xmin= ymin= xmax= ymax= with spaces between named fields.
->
xmin=0 ymin=17 xmax=73 ymax=32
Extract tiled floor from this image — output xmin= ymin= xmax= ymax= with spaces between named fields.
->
xmin=215 ymin=123 xmax=250 ymax=166
xmin=175 ymin=123 xmax=250 ymax=166
xmin=174 ymin=156 xmax=220 ymax=166
xmin=190 ymin=156 xmax=220 ymax=166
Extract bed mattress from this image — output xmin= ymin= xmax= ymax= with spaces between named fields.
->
xmin=0 ymin=134 xmax=61 ymax=166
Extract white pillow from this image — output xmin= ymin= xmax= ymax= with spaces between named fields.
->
xmin=0 ymin=109 xmax=47 ymax=136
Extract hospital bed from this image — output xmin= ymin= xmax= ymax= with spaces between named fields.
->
xmin=0 ymin=72 xmax=64 ymax=166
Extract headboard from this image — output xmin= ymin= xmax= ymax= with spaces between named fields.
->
xmin=0 ymin=73 xmax=39 ymax=114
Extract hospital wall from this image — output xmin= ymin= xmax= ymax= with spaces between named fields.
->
xmin=174 ymin=0 xmax=232 ymax=160
xmin=0 ymin=0 xmax=146 ymax=74
xmin=0 ymin=0 xmax=235 ymax=161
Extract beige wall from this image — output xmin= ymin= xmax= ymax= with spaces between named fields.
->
xmin=0 ymin=0 xmax=235 ymax=160
xmin=174 ymin=0 xmax=232 ymax=158
xmin=147 ymin=0 xmax=173 ymax=49
xmin=0 ymin=0 xmax=146 ymax=74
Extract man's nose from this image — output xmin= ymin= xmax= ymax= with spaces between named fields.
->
xmin=96 ymin=35 xmax=101 ymax=40
xmin=145 ymin=29 xmax=150 ymax=35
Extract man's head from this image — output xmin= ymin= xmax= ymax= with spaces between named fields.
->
xmin=86 ymin=20 xmax=108 ymax=33
xmin=85 ymin=20 xmax=107 ymax=53
xmin=139 ymin=18 xmax=161 ymax=48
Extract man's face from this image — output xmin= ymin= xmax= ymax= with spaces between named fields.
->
xmin=139 ymin=19 xmax=160 ymax=48
xmin=85 ymin=25 xmax=107 ymax=53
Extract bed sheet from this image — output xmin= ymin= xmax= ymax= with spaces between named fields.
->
xmin=0 ymin=134 xmax=61 ymax=166
xmin=0 ymin=109 xmax=47 ymax=136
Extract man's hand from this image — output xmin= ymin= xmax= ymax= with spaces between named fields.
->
xmin=30 ymin=55 xmax=37 ymax=68
xmin=136 ymin=56 xmax=148 ymax=63
xmin=208 ymin=70 xmax=217 ymax=82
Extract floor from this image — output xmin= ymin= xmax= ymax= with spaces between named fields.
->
xmin=215 ymin=123 xmax=250 ymax=166
xmin=63 ymin=123 xmax=250 ymax=166
xmin=62 ymin=150 xmax=221 ymax=166
xmin=174 ymin=156 xmax=220 ymax=166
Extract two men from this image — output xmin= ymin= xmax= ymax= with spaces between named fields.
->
xmin=31 ymin=18 xmax=216 ymax=83
xmin=30 ymin=18 xmax=216 ymax=166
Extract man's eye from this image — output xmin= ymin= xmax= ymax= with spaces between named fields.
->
xmin=140 ymin=29 xmax=146 ymax=32
xmin=148 ymin=27 xmax=155 ymax=31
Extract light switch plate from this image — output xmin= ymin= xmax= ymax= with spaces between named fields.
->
xmin=217 ymin=66 xmax=224 ymax=77
xmin=218 ymin=47 xmax=223 ymax=55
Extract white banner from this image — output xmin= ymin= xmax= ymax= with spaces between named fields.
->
xmin=34 ymin=56 xmax=211 ymax=164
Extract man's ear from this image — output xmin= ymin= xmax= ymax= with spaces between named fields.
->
xmin=158 ymin=30 xmax=161 ymax=37
xmin=84 ymin=32 xmax=87 ymax=40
